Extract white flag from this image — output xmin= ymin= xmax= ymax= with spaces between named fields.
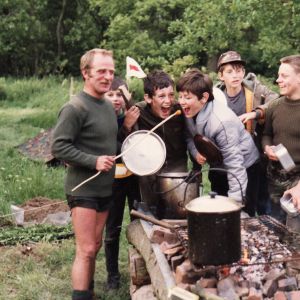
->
xmin=126 ymin=56 xmax=147 ymax=79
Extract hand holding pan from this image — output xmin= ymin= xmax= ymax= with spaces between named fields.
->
xmin=71 ymin=110 xmax=181 ymax=192
xmin=193 ymin=134 xmax=223 ymax=165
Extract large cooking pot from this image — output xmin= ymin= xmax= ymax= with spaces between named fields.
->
xmin=185 ymin=191 xmax=242 ymax=266
xmin=155 ymin=172 xmax=200 ymax=219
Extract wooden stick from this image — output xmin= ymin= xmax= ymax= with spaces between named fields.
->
xmin=130 ymin=209 xmax=176 ymax=230
xmin=71 ymin=110 xmax=181 ymax=192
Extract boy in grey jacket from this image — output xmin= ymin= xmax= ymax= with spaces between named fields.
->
xmin=177 ymin=68 xmax=259 ymax=204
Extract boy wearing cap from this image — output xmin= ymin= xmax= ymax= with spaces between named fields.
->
xmin=214 ymin=50 xmax=278 ymax=216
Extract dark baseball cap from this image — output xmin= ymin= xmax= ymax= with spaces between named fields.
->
xmin=217 ymin=51 xmax=246 ymax=71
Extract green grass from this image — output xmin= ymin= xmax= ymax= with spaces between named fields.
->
xmin=0 ymin=76 xmax=132 ymax=299
xmin=0 ymin=222 xmax=132 ymax=300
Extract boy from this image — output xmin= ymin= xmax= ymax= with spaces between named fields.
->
xmin=119 ymin=70 xmax=190 ymax=217
xmin=214 ymin=51 xmax=278 ymax=215
xmin=177 ymin=68 xmax=259 ymax=203
xmin=103 ymin=77 xmax=140 ymax=289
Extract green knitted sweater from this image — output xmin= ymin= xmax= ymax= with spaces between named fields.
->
xmin=51 ymin=91 xmax=118 ymax=197
xmin=262 ymin=96 xmax=300 ymax=167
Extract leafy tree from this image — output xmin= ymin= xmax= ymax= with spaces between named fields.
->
xmin=0 ymin=0 xmax=299 ymax=77
xmin=91 ymin=0 xmax=300 ymax=77
xmin=0 ymin=0 xmax=107 ymax=76
xmin=0 ymin=0 xmax=48 ymax=75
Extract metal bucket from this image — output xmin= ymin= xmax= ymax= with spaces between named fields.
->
xmin=156 ymin=172 xmax=200 ymax=219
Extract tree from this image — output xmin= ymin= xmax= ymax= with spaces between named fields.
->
xmin=0 ymin=0 xmax=107 ymax=76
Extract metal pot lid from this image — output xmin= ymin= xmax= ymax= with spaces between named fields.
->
xmin=121 ymin=130 xmax=166 ymax=176
xmin=185 ymin=192 xmax=241 ymax=213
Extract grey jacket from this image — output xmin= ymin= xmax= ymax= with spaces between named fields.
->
xmin=186 ymin=100 xmax=259 ymax=201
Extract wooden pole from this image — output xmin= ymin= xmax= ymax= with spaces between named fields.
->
xmin=71 ymin=110 xmax=181 ymax=192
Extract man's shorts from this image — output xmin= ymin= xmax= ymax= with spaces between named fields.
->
xmin=66 ymin=195 xmax=113 ymax=212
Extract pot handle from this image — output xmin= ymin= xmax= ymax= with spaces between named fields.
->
xmin=183 ymin=167 xmax=246 ymax=206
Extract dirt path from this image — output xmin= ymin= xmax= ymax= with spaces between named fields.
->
xmin=20 ymin=196 xmax=69 ymax=223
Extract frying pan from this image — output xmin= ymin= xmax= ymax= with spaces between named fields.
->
xmin=193 ymin=134 xmax=223 ymax=165
xmin=121 ymin=130 xmax=166 ymax=176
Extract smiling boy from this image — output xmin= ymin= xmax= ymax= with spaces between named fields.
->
xmin=119 ymin=70 xmax=190 ymax=217
xmin=121 ymin=70 xmax=188 ymax=172
xmin=177 ymin=68 xmax=259 ymax=203
xmin=262 ymin=55 xmax=300 ymax=223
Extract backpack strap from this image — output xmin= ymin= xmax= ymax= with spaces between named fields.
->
xmin=244 ymin=87 xmax=253 ymax=133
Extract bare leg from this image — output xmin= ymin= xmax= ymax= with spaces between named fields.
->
xmin=90 ymin=210 xmax=109 ymax=283
xmin=71 ymin=207 xmax=108 ymax=290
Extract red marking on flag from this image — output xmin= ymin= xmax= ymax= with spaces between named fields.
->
xmin=129 ymin=64 xmax=139 ymax=71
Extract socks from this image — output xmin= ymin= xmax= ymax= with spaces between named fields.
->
xmin=89 ymin=280 xmax=94 ymax=291
xmin=72 ymin=290 xmax=93 ymax=300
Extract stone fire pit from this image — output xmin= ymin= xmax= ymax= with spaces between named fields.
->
xmin=126 ymin=205 xmax=300 ymax=300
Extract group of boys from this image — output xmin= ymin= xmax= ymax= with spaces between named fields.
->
xmin=51 ymin=48 xmax=300 ymax=300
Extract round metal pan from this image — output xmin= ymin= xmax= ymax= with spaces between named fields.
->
xmin=121 ymin=130 xmax=166 ymax=176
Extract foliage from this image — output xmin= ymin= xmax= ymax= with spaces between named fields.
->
xmin=0 ymin=77 xmax=71 ymax=216
xmin=0 ymin=0 xmax=299 ymax=77
xmin=127 ymin=78 xmax=145 ymax=103
xmin=0 ymin=0 xmax=105 ymax=76
xmin=0 ymin=77 xmax=131 ymax=299
xmin=92 ymin=0 xmax=299 ymax=76
xmin=0 ymin=224 xmax=73 ymax=246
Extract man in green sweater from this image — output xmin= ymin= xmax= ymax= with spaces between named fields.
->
xmin=52 ymin=48 xmax=118 ymax=300
xmin=263 ymin=54 xmax=300 ymax=224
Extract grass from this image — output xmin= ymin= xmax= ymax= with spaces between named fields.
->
xmin=0 ymin=222 xmax=132 ymax=300
xmin=0 ymin=76 xmax=131 ymax=299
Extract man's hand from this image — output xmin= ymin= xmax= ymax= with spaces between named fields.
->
xmin=195 ymin=152 xmax=207 ymax=165
xmin=284 ymin=181 xmax=300 ymax=212
xmin=239 ymin=112 xmax=256 ymax=123
xmin=264 ymin=145 xmax=278 ymax=161
xmin=123 ymin=106 xmax=140 ymax=132
xmin=96 ymin=155 xmax=115 ymax=172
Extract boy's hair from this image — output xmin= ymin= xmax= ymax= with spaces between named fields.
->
xmin=218 ymin=62 xmax=245 ymax=74
xmin=176 ymin=68 xmax=214 ymax=102
xmin=110 ymin=77 xmax=127 ymax=91
xmin=280 ymin=55 xmax=300 ymax=74
xmin=143 ymin=70 xmax=174 ymax=98
xmin=80 ymin=48 xmax=113 ymax=71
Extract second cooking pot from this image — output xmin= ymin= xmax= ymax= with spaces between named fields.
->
xmin=185 ymin=192 xmax=242 ymax=266
xmin=156 ymin=172 xmax=200 ymax=219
